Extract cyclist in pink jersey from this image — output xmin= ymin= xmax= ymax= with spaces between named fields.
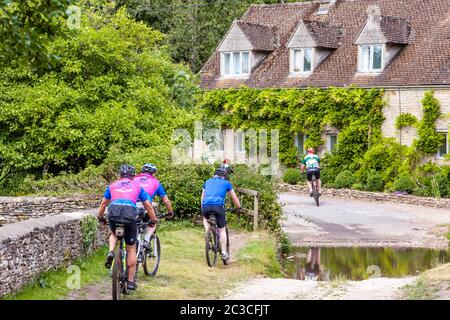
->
xmin=97 ymin=164 xmax=157 ymax=291
xmin=134 ymin=163 xmax=174 ymax=249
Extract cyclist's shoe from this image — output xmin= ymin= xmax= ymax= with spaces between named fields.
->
xmin=309 ymin=191 xmax=314 ymax=197
xmin=127 ymin=281 xmax=137 ymax=291
xmin=221 ymin=251 xmax=229 ymax=261
xmin=143 ymin=240 xmax=151 ymax=251
xmin=318 ymin=191 xmax=322 ymax=196
xmin=105 ymin=251 xmax=115 ymax=269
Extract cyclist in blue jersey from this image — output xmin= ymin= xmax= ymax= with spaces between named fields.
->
xmin=201 ymin=167 xmax=241 ymax=261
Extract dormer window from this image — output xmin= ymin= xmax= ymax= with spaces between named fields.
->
xmin=287 ymin=20 xmax=341 ymax=77
xmin=358 ymin=44 xmax=383 ymax=73
xmin=221 ymin=51 xmax=250 ymax=77
xmin=291 ymin=48 xmax=313 ymax=75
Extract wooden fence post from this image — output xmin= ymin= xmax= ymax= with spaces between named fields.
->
xmin=253 ymin=195 xmax=259 ymax=232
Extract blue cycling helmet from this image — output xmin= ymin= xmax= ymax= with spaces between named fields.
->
xmin=120 ymin=164 xmax=136 ymax=178
xmin=142 ymin=163 xmax=157 ymax=174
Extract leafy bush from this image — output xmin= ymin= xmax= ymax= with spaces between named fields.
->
xmin=395 ymin=113 xmax=418 ymax=129
xmin=366 ymin=170 xmax=384 ymax=192
xmin=352 ymin=183 xmax=365 ymax=191
xmin=392 ymin=175 xmax=417 ymax=194
xmin=334 ymin=170 xmax=357 ymax=189
xmin=282 ymin=168 xmax=301 ymax=185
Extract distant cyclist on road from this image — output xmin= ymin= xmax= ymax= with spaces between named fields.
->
xmin=201 ymin=167 xmax=241 ymax=261
xmin=300 ymin=148 xmax=322 ymax=196
xmin=97 ymin=164 xmax=157 ymax=291
xmin=134 ymin=163 xmax=174 ymax=249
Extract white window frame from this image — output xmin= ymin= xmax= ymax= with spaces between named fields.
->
xmin=358 ymin=44 xmax=384 ymax=73
xmin=327 ymin=133 xmax=338 ymax=153
xmin=437 ymin=131 xmax=449 ymax=159
xmin=235 ymin=130 xmax=245 ymax=153
xmin=290 ymin=48 xmax=314 ymax=76
xmin=295 ymin=133 xmax=308 ymax=154
xmin=221 ymin=51 xmax=251 ymax=78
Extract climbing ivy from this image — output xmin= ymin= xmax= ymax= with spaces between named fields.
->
xmin=395 ymin=113 xmax=418 ymax=129
xmin=414 ymin=91 xmax=444 ymax=155
xmin=198 ymin=86 xmax=385 ymax=167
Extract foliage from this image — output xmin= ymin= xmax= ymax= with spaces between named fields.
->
xmin=0 ymin=0 xmax=75 ymax=70
xmin=334 ymin=170 xmax=357 ymax=189
xmin=198 ymin=87 xmax=385 ymax=168
xmin=0 ymin=3 xmax=198 ymax=185
xmin=351 ymin=183 xmax=365 ymax=191
xmin=414 ymin=91 xmax=444 ymax=154
xmin=395 ymin=113 xmax=418 ymax=129
xmin=365 ymin=170 xmax=384 ymax=192
xmin=392 ymin=175 xmax=417 ymax=194
xmin=80 ymin=215 xmax=99 ymax=253
xmin=282 ymin=168 xmax=302 ymax=185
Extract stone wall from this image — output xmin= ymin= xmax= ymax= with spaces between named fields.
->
xmin=0 ymin=210 xmax=108 ymax=297
xmin=0 ymin=195 xmax=100 ymax=226
xmin=278 ymin=183 xmax=450 ymax=209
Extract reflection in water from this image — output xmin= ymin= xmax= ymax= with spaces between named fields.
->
xmin=283 ymin=246 xmax=450 ymax=281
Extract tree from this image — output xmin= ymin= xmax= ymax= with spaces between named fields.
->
xmin=0 ymin=0 xmax=76 ymax=70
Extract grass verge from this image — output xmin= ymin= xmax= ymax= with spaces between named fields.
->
xmin=402 ymin=263 xmax=450 ymax=300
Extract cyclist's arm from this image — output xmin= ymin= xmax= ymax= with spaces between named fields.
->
xmin=97 ymin=197 xmax=110 ymax=218
xmin=161 ymin=195 xmax=173 ymax=213
xmin=143 ymin=200 xmax=157 ymax=221
xmin=228 ymin=189 xmax=241 ymax=209
xmin=201 ymin=189 xmax=205 ymax=209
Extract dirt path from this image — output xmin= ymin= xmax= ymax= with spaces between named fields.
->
xmin=64 ymin=230 xmax=251 ymax=300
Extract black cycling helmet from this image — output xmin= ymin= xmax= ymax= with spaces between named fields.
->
xmin=214 ymin=167 xmax=228 ymax=178
xmin=220 ymin=163 xmax=233 ymax=175
xmin=119 ymin=164 xmax=136 ymax=178
xmin=142 ymin=163 xmax=157 ymax=174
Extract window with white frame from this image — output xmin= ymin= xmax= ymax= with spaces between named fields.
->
xmin=235 ymin=131 xmax=245 ymax=152
xmin=437 ymin=132 xmax=448 ymax=159
xmin=295 ymin=133 xmax=308 ymax=154
xmin=221 ymin=51 xmax=250 ymax=77
xmin=358 ymin=44 xmax=383 ymax=73
xmin=327 ymin=133 xmax=338 ymax=153
xmin=291 ymin=48 xmax=313 ymax=75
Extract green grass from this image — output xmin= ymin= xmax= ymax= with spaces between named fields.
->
xmin=402 ymin=263 xmax=450 ymax=300
xmin=3 ymin=247 xmax=109 ymax=300
xmin=4 ymin=221 xmax=281 ymax=300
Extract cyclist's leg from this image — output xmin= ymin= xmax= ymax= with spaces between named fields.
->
xmin=144 ymin=225 xmax=156 ymax=243
xmin=124 ymin=222 xmax=138 ymax=283
xmin=314 ymin=170 xmax=322 ymax=194
xmin=306 ymin=170 xmax=313 ymax=195
xmin=201 ymin=207 xmax=212 ymax=233
xmin=214 ymin=207 xmax=227 ymax=255
xmin=106 ymin=219 xmax=118 ymax=268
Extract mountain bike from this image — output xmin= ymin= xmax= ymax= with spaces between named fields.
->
xmin=204 ymin=208 xmax=236 ymax=267
xmin=303 ymin=170 xmax=320 ymax=207
xmin=135 ymin=211 xmax=167 ymax=277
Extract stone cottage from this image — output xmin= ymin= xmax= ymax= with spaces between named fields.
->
xmin=199 ymin=0 xmax=450 ymax=165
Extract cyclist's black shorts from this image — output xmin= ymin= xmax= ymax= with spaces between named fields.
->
xmin=108 ymin=205 xmax=138 ymax=246
xmin=306 ymin=168 xmax=320 ymax=182
xmin=201 ymin=206 xmax=226 ymax=228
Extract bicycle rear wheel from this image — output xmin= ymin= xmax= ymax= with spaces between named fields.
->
xmin=143 ymin=234 xmax=161 ymax=276
xmin=312 ymin=176 xmax=320 ymax=207
xmin=222 ymin=226 xmax=230 ymax=265
xmin=205 ymin=228 xmax=218 ymax=267
xmin=112 ymin=246 xmax=122 ymax=300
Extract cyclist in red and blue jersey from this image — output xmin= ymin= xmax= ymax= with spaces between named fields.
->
xmin=201 ymin=167 xmax=241 ymax=261
xmin=97 ymin=164 xmax=157 ymax=291
xmin=134 ymin=163 xmax=174 ymax=249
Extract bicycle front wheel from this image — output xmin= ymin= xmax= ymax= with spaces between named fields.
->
xmin=205 ymin=229 xmax=218 ymax=267
xmin=143 ymin=234 xmax=161 ymax=276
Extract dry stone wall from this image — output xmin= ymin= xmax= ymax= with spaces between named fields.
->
xmin=0 ymin=211 xmax=108 ymax=297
